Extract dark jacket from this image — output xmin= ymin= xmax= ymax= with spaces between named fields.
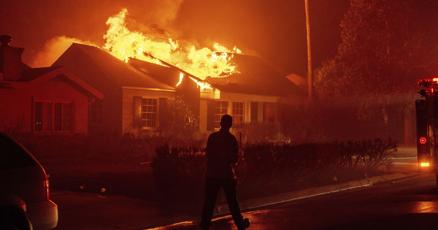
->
xmin=205 ymin=129 xmax=239 ymax=179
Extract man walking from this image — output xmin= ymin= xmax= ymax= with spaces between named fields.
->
xmin=200 ymin=114 xmax=250 ymax=230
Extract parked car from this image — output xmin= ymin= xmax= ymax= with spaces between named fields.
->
xmin=0 ymin=133 xmax=58 ymax=229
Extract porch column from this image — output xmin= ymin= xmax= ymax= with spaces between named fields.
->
xmin=199 ymin=99 xmax=208 ymax=132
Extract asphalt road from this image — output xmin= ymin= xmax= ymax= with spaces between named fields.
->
xmin=159 ymin=173 xmax=438 ymax=230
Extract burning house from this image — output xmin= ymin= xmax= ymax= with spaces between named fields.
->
xmin=0 ymin=35 xmax=103 ymax=134
xmin=52 ymin=42 xmax=303 ymax=138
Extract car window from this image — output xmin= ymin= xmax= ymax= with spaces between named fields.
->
xmin=0 ymin=135 xmax=36 ymax=170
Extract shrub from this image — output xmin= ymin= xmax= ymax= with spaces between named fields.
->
xmin=152 ymin=139 xmax=396 ymax=203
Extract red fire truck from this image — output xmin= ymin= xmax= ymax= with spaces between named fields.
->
xmin=416 ymin=78 xmax=438 ymax=179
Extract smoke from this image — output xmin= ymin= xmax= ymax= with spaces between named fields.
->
xmin=30 ymin=36 xmax=97 ymax=67
xmin=29 ymin=0 xmax=185 ymax=68
xmin=125 ymin=0 xmax=185 ymax=40
xmin=146 ymin=0 xmax=184 ymax=27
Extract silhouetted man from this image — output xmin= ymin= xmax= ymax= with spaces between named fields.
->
xmin=200 ymin=114 xmax=250 ymax=230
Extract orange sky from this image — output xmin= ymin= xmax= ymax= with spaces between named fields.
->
xmin=0 ymin=0 xmax=362 ymax=75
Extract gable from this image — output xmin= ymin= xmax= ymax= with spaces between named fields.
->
xmin=53 ymin=44 xmax=175 ymax=92
xmin=0 ymin=67 xmax=103 ymax=100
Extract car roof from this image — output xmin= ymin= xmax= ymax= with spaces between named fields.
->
xmin=0 ymin=133 xmax=46 ymax=173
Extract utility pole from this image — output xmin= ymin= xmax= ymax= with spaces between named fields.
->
xmin=304 ymin=0 xmax=313 ymax=101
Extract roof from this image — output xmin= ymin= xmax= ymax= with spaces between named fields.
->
xmin=128 ymin=58 xmax=181 ymax=87
xmin=52 ymin=43 xmax=174 ymax=92
xmin=130 ymin=54 xmax=303 ymax=97
xmin=206 ymin=54 xmax=304 ymax=96
xmin=0 ymin=66 xmax=103 ymax=99
xmin=19 ymin=66 xmax=60 ymax=81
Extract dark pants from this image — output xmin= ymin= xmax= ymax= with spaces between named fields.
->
xmin=200 ymin=178 xmax=244 ymax=229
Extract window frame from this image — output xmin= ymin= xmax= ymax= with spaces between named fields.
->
xmin=232 ymin=101 xmax=245 ymax=127
xmin=140 ymin=98 xmax=158 ymax=129
xmin=33 ymin=100 xmax=74 ymax=133
xmin=250 ymin=102 xmax=258 ymax=123
xmin=214 ymin=101 xmax=229 ymax=129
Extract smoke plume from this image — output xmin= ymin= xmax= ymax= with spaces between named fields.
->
xmin=30 ymin=36 xmax=97 ymax=67
xmin=145 ymin=0 xmax=184 ymax=27
xmin=30 ymin=0 xmax=185 ymax=68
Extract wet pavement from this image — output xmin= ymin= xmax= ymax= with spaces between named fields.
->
xmin=158 ymin=173 xmax=438 ymax=230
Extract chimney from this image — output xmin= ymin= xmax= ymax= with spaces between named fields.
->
xmin=0 ymin=35 xmax=24 ymax=81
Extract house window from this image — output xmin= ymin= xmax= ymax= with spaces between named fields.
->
xmin=214 ymin=101 xmax=228 ymax=128
xmin=46 ymin=103 xmax=53 ymax=130
xmin=34 ymin=102 xmax=43 ymax=131
xmin=54 ymin=103 xmax=62 ymax=131
xmin=34 ymin=101 xmax=74 ymax=132
xmin=250 ymin=102 xmax=258 ymax=123
xmin=140 ymin=98 xmax=158 ymax=128
xmin=232 ymin=102 xmax=244 ymax=126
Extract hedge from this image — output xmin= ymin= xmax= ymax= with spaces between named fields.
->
xmin=152 ymin=139 xmax=396 ymax=204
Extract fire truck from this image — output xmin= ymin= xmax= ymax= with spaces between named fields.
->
xmin=416 ymin=78 xmax=438 ymax=180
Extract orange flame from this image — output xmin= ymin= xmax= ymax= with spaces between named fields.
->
xmin=176 ymin=72 xmax=184 ymax=87
xmin=190 ymin=77 xmax=213 ymax=91
xmin=103 ymin=9 xmax=241 ymax=79
xmin=176 ymin=71 xmax=214 ymax=92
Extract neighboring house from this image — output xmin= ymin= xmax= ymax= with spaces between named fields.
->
xmin=53 ymin=43 xmax=176 ymax=136
xmin=0 ymin=36 xmax=103 ymax=134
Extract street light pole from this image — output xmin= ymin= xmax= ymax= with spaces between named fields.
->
xmin=304 ymin=0 xmax=313 ymax=101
